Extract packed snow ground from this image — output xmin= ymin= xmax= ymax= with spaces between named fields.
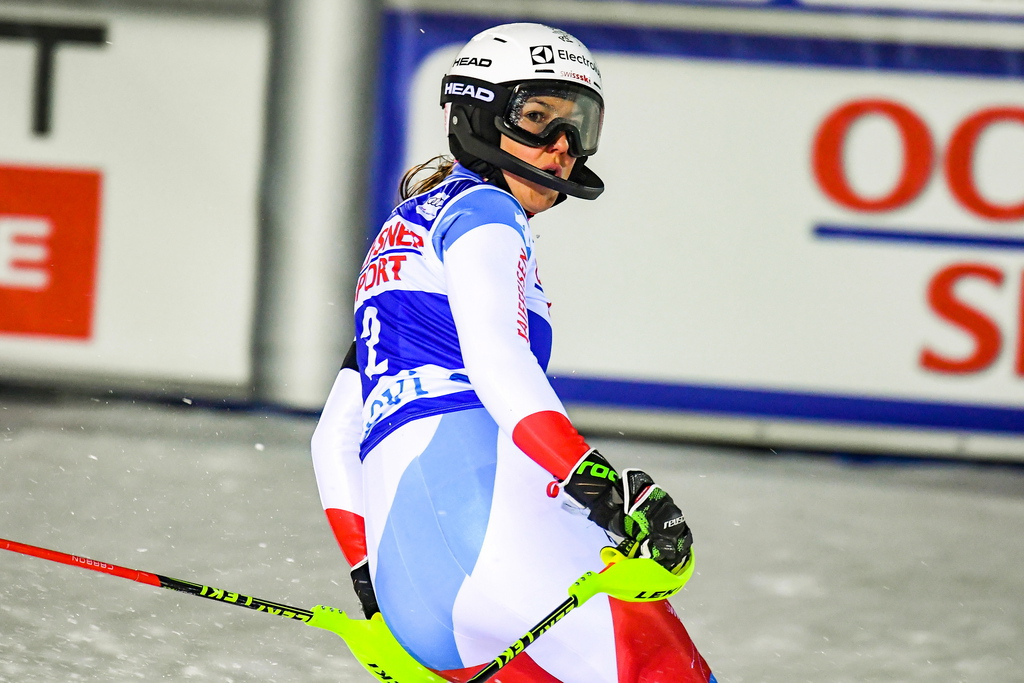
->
xmin=1 ymin=392 xmax=1022 ymax=682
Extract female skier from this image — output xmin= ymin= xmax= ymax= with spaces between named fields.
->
xmin=311 ymin=23 xmax=715 ymax=683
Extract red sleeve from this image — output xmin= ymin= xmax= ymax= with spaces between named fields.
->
xmin=511 ymin=410 xmax=590 ymax=481
xmin=325 ymin=508 xmax=367 ymax=567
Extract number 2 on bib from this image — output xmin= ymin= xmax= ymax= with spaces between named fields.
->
xmin=360 ymin=306 xmax=389 ymax=378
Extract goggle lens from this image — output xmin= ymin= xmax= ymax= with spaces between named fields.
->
xmin=503 ymin=84 xmax=603 ymax=156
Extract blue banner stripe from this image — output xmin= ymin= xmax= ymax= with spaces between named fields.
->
xmin=815 ymin=225 xmax=1024 ymax=250
xmin=550 ymin=375 xmax=1024 ymax=434
xmin=583 ymin=1 xmax=1024 ymax=25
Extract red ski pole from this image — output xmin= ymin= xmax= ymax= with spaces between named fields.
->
xmin=1 ymin=536 xmax=454 ymax=682
xmin=0 ymin=537 xmax=314 ymax=622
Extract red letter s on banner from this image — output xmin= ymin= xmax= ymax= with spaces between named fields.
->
xmin=920 ymin=263 xmax=1004 ymax=374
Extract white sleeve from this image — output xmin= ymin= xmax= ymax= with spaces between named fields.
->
xmin=444 ymin=223 xmax=568 ymax=439
xmin=310 ymin=365 xmax=367 ymax=566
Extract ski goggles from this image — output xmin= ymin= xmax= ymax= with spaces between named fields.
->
xmin=497 ymin=82 xmax=604 ymax=158
xmin=442 ymin=77 xmax=604 ymax=158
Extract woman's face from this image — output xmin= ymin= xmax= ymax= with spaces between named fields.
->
xmin=499 ymin=95 xmax=579 ymax=214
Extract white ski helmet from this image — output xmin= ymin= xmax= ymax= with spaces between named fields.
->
xmin=440 ymin=23 xmax=605 ymax=200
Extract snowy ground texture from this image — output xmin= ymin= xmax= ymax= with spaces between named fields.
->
xmin=2 ymin=391 xmax=1023 ymax=683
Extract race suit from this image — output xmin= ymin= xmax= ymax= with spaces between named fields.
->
xmin=311 ymin=163 xmax=715 ymax=683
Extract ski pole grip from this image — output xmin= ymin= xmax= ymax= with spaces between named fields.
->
xmin=600 ymin=539 xmax=637 ymax=566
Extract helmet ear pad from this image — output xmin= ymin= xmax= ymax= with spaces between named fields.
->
xmin=471 ymin=106 xmax=502 ymax=147
xmin=447 ymin=103 xmax=512 ymax=192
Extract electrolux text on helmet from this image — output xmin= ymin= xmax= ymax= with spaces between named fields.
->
xmin=557 ymin=50 xmax=600 ymax=77
xmin=443 ymin=81 xmax=495 ymax=102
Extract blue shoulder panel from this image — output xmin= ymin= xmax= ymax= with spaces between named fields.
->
xmin=433 ymin=186 xmax=529 ymax=261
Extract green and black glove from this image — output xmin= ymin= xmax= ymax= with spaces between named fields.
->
xmin=562 ymin=450 xmax=693 ymax=575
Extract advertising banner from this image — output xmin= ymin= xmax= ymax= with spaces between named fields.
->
xmin=0 ymin=9 xmax=267 ymax=391
xmin=376 ymin=6 xmax=1024 ymax=441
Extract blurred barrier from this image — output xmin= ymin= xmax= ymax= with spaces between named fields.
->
xmin=255 ymin=0 xmax=376 ymax=410
xmin=386 ymin=0 xmax=1024 ymax=457
xmin=0 ymin=1 xmax=268 ymax=396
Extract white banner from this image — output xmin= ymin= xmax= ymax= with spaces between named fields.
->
xmin=395 ymin=12 xmax=1024 ymax=436
xmin=543 ymin=56 xmax=1024 ymax=405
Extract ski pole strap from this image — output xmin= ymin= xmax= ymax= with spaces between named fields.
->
xmin=309 ymin=608 xmax=449 ymax=683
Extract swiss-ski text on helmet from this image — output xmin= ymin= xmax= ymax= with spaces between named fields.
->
xmin=453 ymin=56 xmax=492 ymax=67
xmin=560 ymin=71 xmax=592 ymax=85
xmin=557 ymin=49 xmax=600 ymax=77
xmin=444 ymin=81 xmax=495 ymax=102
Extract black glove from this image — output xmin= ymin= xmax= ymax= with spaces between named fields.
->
xmin=619 ymin=469 xmax=693 ymax=576
xmin=562 ymin=450 xmax=692 ymax=575
xmin=350 ymin=561 xmax=379 ymax=619
xmin=561 ymin=449 xmax=626 ymax=535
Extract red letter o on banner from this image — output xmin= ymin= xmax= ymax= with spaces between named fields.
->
xmin=813 ymin=99 xmax=934 ymax=212
xmin=945 ymin=107 xmax=1024 ymax=221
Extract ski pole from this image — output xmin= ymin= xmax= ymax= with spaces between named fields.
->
xmin=465 ymin=542 xmax=696 ymax=683
xmin=2 ymin=537 xmax=693 ymax=683
xmin=0 ymin=537 xmax=445 ymax=683
xmin=1 ymin=537 xmax=315 ymax=620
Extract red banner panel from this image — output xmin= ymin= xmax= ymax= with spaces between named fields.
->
xmin=0 ymin=165 xmax=102 ymax=339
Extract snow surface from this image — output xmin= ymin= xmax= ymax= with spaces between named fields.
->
xmin=1 ymin=393 xmax=1022 ymax=682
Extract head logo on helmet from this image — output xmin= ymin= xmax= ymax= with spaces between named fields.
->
xmin=443 ymin=81 xmax=495 ymax=103
xmin=439 ymin=23 xmax=605 ymax=201
xmin=453 ymin=56 xmax=492 ymax=68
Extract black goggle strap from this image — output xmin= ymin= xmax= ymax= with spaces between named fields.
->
xmin=439 ymin=76 xmax=512 ymax=113
xmin=442 ymin=77 xmax=601 ymax=155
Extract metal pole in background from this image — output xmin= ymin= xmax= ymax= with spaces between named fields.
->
xmin=257 ymin=0 xmax=378 ymax=409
